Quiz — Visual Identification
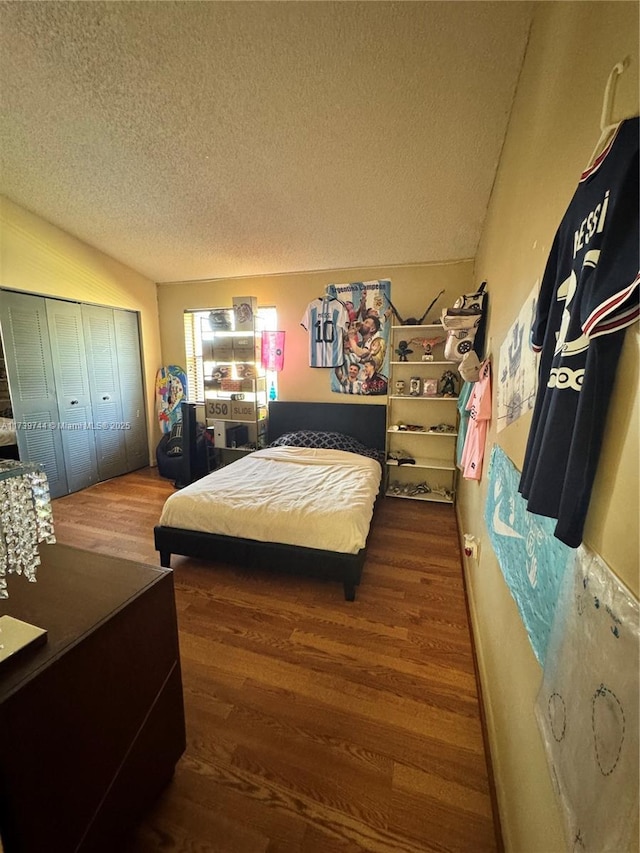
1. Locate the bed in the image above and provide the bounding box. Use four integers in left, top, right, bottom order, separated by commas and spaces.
154, 401, 387, 600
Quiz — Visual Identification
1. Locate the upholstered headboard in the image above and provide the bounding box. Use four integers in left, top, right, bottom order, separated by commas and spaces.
267, 402, 387, 452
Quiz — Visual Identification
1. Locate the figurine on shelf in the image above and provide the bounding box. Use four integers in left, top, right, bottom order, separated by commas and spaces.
394, 379, 406, 396
411, 336, 445, 361
395, 340, 413, 362
439, 370, 458, 397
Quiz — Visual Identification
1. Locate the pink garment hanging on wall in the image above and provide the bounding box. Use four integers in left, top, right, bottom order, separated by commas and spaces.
460, 359, 492, 480
261, 331, 285, 372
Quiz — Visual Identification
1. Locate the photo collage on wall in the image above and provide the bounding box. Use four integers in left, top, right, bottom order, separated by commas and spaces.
329, 279, 392, 396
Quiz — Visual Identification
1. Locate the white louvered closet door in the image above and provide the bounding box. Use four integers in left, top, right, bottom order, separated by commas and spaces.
113, 309, 148, 471
46, 298, 100, 493
0, 291, 69, 497
81, 304, 129, 481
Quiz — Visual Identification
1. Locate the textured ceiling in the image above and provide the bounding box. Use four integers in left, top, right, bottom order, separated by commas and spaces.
0, 1, 532, 284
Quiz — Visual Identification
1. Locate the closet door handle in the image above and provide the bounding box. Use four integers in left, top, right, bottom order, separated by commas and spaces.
70, 399, 79, 405
102, 395, 111, 401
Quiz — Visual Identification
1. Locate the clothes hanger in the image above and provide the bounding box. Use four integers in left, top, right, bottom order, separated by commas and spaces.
585, 57, 630, 170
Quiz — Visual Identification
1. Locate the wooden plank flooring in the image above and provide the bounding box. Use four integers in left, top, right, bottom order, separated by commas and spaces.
51, 468, 498, 852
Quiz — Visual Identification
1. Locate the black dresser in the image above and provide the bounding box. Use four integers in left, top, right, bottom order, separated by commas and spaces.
0, 543, 186, 852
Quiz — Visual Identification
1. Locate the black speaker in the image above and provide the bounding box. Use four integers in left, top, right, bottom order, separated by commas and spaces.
175, 401, 196, 488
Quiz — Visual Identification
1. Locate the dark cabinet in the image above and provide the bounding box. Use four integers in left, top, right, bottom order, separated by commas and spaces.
0, 543, 186, 853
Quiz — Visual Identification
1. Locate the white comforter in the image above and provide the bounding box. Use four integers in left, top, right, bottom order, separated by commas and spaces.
159, 446, 381, 554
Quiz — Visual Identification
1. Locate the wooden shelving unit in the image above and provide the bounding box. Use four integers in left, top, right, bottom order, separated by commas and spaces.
386, 324, 459, 503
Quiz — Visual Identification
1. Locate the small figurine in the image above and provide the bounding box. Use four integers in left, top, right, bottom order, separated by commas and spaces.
411, 336, 445, 361
409, 376, 421, 396
439, 370, 458, 397
394, 379, 406, 396
395, 341, 413, 362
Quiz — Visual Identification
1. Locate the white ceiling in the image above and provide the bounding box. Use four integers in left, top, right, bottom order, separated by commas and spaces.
0, 1, 533, 284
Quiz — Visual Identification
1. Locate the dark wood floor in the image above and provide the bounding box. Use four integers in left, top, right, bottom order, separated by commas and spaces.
52, 467, 498, 853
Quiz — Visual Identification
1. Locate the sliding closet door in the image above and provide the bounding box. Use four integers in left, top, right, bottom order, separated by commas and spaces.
81, 304, 128, 481
113, 309, 148, 471
45, 299, 99, 493
0, 291, 68, 498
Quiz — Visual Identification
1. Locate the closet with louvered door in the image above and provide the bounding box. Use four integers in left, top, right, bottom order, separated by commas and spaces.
46, 298, 100, 493
114, 308, 148, 472
0, 290, 148, 497
81, 304, 129, 481
0, 291, 69, 498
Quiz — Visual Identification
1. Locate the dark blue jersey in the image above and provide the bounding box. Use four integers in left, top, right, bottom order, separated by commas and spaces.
519, 117, 639, 547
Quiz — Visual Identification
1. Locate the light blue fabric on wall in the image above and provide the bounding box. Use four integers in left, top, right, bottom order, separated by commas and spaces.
484, 444, 575, 665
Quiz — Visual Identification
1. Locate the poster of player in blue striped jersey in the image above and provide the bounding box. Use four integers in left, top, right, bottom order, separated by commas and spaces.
329, 279, 392, 395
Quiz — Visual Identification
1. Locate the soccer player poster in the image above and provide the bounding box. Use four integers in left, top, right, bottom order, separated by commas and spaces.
328, 279, 392, 396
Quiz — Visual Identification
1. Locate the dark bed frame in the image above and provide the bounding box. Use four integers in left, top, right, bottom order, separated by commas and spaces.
154, 401, 387, 600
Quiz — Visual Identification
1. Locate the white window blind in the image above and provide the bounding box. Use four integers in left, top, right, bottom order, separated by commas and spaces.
183, 311, 204, 403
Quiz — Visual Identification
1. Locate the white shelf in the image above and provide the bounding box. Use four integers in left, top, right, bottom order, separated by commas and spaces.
390, 360, 454, 366
385, 490, 454, 504
391, 324, 443, 331
389, 395, 458, 401
387, 457, 457, 471
387, 429, 458, 437
387, 323, 459, 504
202, 306, 267, 455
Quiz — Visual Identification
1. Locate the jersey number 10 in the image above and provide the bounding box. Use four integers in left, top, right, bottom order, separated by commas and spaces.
314, 319, 335, 343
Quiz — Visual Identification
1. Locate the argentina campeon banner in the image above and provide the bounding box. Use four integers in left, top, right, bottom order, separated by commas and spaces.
329, 279, 391, 396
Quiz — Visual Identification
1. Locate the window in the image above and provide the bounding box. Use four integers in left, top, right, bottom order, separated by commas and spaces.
184, 306, 277, 404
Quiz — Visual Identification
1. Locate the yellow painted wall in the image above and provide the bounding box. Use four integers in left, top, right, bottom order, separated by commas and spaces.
157, 260, 474, 403
457, 4, 639, 852
0, 196, 162, 459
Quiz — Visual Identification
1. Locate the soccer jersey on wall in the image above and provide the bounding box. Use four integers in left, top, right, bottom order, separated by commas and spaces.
300, 296, 350, 368
519, 117, 639, 547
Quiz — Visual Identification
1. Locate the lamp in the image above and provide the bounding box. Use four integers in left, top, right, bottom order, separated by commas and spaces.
261, 331, 285, 401
0, 460, 55, 663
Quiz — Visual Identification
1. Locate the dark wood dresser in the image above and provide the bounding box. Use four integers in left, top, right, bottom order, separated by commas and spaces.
0, 543, 186, 852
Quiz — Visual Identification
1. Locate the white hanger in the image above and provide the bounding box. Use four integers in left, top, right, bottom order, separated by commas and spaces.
585, 57, 630, 169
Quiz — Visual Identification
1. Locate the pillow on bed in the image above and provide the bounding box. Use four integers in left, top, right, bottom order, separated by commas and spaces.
269, 430, 383, 464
